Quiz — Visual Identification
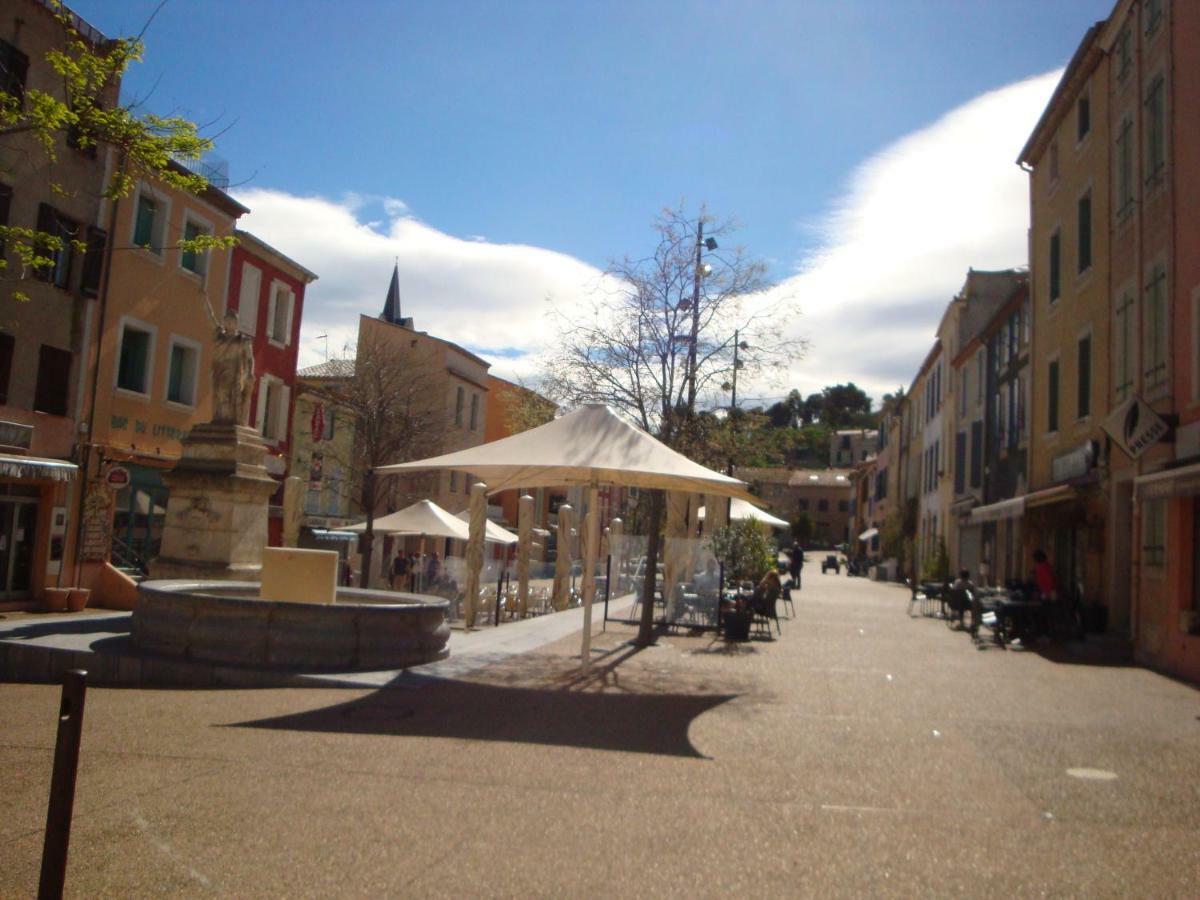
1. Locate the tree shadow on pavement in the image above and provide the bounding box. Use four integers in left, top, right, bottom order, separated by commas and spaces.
228, 638, 738, 758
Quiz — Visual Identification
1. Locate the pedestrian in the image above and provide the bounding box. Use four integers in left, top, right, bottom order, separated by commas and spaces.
391, 551, 408, 591
1030, 549, 1058, 601
788, 540, 804, 593
426, 551, 442, 587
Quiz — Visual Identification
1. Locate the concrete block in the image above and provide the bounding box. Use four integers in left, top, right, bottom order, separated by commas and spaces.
260, 547, 338, 604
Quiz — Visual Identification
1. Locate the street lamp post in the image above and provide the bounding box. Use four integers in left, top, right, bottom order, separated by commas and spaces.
686, 222, 718, 415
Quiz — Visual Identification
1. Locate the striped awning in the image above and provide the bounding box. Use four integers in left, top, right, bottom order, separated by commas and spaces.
0, 453, 78, 482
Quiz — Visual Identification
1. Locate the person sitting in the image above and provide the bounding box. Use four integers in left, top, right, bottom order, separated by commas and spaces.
695, 559, 720, 602
753, 569, 782, 618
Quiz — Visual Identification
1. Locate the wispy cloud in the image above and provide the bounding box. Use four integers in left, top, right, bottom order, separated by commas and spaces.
234, 69, 1060, 405
765, 69, 1061, 403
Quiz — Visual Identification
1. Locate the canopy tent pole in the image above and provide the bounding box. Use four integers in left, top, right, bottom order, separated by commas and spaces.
464, 482, 488, 629
552, 504, 574, 611
580, 484, 600, 669
663, 491, 689, 620
517, 493, 533, 617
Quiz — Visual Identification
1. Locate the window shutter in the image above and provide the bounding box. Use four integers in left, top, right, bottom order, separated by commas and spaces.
0, 332, 13, 404
278, 385, 291, 443
284, 291, 295, 346
266, 286, 278, 342
254, 379, 267, 433
238, 264, 261, 335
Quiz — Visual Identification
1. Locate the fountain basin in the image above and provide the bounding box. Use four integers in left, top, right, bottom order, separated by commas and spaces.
133, 580, 451, 670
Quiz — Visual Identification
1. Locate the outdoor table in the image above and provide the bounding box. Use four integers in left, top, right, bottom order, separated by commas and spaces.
995, 597, 1047, 646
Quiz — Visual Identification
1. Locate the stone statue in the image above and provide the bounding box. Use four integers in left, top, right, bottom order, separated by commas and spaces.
212, 312, 255, 426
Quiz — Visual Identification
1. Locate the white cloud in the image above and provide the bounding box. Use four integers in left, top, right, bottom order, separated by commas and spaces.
233, 189, 605, 378
234, 69, 1060, 406
756, 69, 1061, 405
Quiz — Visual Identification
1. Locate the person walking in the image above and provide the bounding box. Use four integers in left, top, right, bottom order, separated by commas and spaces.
788, 541, 804, 594
391, 551, 409, 591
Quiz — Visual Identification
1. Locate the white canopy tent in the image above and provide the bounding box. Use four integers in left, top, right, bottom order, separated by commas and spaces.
378, 404, 754, 666
345, 499, 470, 540
698, 498, 789, 530
453, 509, 518, 545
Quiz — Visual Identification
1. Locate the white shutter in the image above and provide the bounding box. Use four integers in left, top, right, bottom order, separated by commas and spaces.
238, 264, 261, 335
278, 385, 291, 444
266, 288, 278, 344
254, 378, 268, 433
284, 291, 295, 346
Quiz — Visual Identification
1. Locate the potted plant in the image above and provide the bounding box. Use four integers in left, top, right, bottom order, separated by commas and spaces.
708, 520, 776, 641
43, 588, 70, 612
67, 587, 91, 612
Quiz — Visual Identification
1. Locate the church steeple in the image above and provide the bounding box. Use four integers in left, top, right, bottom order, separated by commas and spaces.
380, 262, 402, 324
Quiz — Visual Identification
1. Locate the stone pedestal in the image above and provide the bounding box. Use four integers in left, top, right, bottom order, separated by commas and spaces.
151, 423, 278, 581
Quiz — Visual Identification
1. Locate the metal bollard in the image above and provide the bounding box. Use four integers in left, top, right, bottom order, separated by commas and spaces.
38, 669, 88, 900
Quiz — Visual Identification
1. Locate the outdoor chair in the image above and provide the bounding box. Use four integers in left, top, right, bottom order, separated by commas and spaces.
781, 581, 796, 618
752, 588, 781, 637
944, 587, 970, 630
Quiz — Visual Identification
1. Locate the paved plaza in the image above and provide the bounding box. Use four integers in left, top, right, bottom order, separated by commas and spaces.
2, 569, 1199, 897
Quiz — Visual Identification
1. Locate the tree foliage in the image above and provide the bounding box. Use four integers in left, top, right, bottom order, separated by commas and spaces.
0, 2, 234, 301
708, 519, 776, 584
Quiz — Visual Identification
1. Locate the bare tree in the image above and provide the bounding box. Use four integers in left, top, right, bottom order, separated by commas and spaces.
301, 331, 446, 588
545, 204, 802, 644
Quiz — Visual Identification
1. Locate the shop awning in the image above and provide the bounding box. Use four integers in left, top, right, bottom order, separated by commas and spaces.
858, 527, 878, 541
969, 496, 1024, 524
1135, 462, 1200, 501
1025, 484, 1077, 509
310, 529, 359, 542
0, 454, 77, 482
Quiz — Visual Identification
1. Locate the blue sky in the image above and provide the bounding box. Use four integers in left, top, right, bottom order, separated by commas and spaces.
72, 0, 1112, 402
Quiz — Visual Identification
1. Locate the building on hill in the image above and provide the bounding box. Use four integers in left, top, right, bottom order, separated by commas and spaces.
830, 429, 879, 467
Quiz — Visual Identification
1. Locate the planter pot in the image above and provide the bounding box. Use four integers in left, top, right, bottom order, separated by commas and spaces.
67, 588, 91, 612
44, 588, 70, 613
723, 610, 752, 642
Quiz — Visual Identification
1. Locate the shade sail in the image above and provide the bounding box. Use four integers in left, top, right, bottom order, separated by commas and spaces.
346, 499, 468, 540
377, 404, 754, 500
698, 498, 789, 529
454, 509, 519, 545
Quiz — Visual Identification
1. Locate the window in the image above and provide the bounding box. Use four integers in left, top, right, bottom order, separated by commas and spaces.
1048, 360, 1060, 433
1077, 93, 1090, 143
34, 345, 71, 416
1114, 291, 1135, 403
798, 499, 809, 511
455, 386, 464, 426
1077, 335, 1091, 419
1142, 499, 1165, 567
1049, 230, 1061, 302
449, 471, 458, 493
0, 332, 13, 404
0, 39, 29, 105
35, 204, 78, 289
79, 227, 107, 297
997, 383, 1008, 447
256, 377, 289, 443
1017, 372, 1027, 439
1145, 0, 1163, 36
266, 282, 294, 345
1116, 116, 1134, 219
837, 500, 848, 513
166, 337, 200, 406
237, 263, 261, 335
1116, 27, 1132, 81
116, 320, 155, 395
132, 189, 168, 254
954, 432, 966, 494
179, 216, 212, 276
817, 499, 829, 513
1145, 76, 1165, 184
976, 354, 984, 404
970, 421, 983, 489
1077, 191, 1092, 273
1048, 142, 1059, 185
469, 393, 479, 431
1144, 264, 1168, 390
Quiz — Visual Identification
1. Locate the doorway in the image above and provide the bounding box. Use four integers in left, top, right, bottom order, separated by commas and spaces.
0, 498, 38, 599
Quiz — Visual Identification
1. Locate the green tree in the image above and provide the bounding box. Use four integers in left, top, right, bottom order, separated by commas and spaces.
708, 520, 776, 585
0, 2, 233, 302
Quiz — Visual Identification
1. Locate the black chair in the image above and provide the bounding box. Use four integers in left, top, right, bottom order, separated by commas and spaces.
751, 587, 782, 637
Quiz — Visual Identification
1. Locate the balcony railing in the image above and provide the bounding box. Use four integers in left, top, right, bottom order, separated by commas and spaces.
171, 154, 230, 190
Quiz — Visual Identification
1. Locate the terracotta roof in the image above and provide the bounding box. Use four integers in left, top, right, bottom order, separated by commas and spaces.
298, 359, 355, 379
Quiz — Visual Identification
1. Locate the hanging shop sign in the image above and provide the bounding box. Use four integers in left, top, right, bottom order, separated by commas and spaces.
105, 466, 131, 489
1103, 396, 1170, 459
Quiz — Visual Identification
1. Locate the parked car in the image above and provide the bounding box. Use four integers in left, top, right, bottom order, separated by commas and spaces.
821, 554, 841, 574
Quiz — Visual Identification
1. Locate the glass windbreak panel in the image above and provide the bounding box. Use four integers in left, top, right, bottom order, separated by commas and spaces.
10, 502, 35, 592
662, 535, 720, 627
